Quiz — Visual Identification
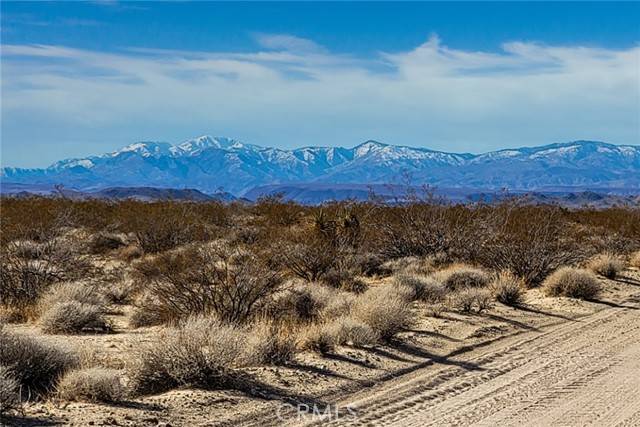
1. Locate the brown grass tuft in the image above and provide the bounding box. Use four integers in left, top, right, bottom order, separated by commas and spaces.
394, 274, 447, 303
490, 271, 525, 306
246, 321, 296, 365
0, 325, 78, 398
39, 301, 111, 335
329, 316, 379, 347
127, 316, 248, 395
542, 267, 601, 300
56, 368, 126, 403
298, 323, 336, 354
448, 288, 493, 313
0, 366, 20, 414
587, 253, 625, 279
432, 264, 490, 291
351, 285, 413, 340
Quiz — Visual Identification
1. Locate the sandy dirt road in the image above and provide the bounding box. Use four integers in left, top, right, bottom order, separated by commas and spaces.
302, 295, 640, 427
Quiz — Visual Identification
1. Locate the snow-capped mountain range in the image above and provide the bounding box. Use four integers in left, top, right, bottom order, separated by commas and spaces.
2, 136, 639, 196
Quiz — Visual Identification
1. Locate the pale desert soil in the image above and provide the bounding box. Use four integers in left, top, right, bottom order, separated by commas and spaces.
3, 269, 640, 427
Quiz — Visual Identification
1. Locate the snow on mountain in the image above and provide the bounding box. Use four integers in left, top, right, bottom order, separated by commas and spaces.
111, 141, 174, 158
2, 137, 639, 195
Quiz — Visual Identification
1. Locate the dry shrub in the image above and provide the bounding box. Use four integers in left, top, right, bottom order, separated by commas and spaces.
339, 277, 369, 294
432, 264, 490, 291
116, 244, 144, 262
37, 282, 110, 334
128, 316, 248, 395
319, 291, 357, 321
8, 240, 45, 260
631, 251, 640, 269
103, 280, 135, 305
0, 256, 60, 319
351, 253, 389, 277
425, 303, 446, 318
0, 240, 94, 318
298, 323, 336, 354
384, 253, 451, 277
40, 301, 111, 334
587, 253, 624, 279
266, 282, 339, 323
134, 242, 283, 324
39, 281, 105, 310
273, 239, 337, 282
88, 232, 127, 255
448, 288, 493, 313
246, 321, 296, 365
329, 316, 379, 347
352, 285, 412, 340
542, 267, 601, 299
320, 268, 368, 294
0, 306, 30, 324
490, 271, 525, 306
382, 257, 422, 274
0, 366, 20, 414
471, 204, 584, 287
372, 201, 474, 260
0, 325, 78, 398
394, 274, 447, 303
127, 203, 213, 254
129, 306, 163, 328
56, 368, 125, 403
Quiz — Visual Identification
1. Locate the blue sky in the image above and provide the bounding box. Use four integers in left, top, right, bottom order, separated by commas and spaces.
2, 1, 639, 167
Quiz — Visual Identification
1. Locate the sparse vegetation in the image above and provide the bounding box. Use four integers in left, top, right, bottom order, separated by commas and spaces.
432, 264, 490, 291
0, 196, 638, 414
128, 316, 249, 395
39, 301, 112, 334
394, 274, 447, 303
133, 242, 283, 324
0, 366, 20, 414
448, 288, 493, 313
587, 253, 624, 279
542, 267, 601, 299
352, 285, 413, 340
246, 320, 296, 365
56, 368, 126, 403
298, 322, 337, 354
329, 316, 379, 346
0, 325, 78, 398
490, 271, 525, 306
632, 251, 640, 269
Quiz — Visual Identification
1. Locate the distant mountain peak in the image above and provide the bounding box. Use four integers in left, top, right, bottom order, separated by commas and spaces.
2, 136, 638, 196
353, 140, 388, 157
112, 141, 173, 157
176, 135, 246, 154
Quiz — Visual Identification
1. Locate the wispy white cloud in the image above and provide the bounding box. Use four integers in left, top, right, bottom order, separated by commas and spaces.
254, 33, 328, 54
1, 34, 639, 167
2, 13, 102, 27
